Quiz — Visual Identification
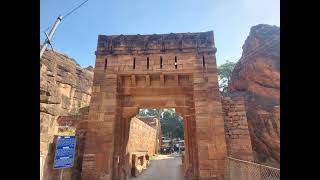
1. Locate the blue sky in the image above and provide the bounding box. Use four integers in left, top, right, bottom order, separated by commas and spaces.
40, 0, 279, 68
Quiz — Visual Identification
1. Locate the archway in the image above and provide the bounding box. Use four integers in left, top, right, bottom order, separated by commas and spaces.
111, 80, 198, 180
118, 108, 185, 179
81, 31, 227, 180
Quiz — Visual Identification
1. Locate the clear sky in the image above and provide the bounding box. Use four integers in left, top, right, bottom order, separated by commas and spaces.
40, 0, 279, 68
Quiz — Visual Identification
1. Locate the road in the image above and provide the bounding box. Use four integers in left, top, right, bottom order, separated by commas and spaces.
132, 154, 184, 180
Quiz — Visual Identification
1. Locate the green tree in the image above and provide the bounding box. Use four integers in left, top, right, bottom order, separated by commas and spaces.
160, 110, 184, 139
218, 60, 237, 95
138, 108, 184, 139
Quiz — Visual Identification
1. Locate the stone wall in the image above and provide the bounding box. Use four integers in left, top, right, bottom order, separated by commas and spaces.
135, 116, 162, 153
41, 106, 89, 180
127, 117, 158, 156
221, 96, 254, 161
125, 117, 159, 178
40, 49, 93, 180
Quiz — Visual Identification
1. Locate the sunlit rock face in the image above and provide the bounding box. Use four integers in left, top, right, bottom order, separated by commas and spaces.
228, 24, 280, 168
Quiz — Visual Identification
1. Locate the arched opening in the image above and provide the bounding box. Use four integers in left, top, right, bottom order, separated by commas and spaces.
123, 108, 185, 179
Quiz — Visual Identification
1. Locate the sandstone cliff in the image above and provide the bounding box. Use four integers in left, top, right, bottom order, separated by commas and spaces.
40, 49, 93, 155
228, 24, 280, 167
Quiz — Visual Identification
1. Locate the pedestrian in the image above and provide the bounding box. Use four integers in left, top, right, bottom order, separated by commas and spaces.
145, 154, 150, 166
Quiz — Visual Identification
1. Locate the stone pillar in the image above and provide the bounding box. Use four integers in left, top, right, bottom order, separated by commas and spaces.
176, 105, 194, 177
192, 53, 227, 179
118, 107, 139, 180
81, 67, 118, 180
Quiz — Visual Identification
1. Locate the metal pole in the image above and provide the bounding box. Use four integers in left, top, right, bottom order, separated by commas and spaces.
40, 15, 63, 59
40, 154, 44, 180
60, 168, 63, 180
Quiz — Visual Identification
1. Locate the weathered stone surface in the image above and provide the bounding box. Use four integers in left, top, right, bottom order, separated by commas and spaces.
127, 117, 159, 155
40, 49, 93, 180
228, 24, 280, 168
221, 96, 254, 161
125, 117, 161, 177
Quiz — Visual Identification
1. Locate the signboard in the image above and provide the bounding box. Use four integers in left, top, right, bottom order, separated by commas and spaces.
53, 136, 77, 169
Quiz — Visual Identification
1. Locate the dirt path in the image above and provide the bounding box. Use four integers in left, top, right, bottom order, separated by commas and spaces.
132, 154, 184, 180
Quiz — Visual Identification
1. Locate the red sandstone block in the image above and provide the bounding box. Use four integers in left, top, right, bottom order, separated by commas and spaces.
199, 160, 215, 170
213, 125, 225, 135
104, 107, 116, 114
88, 113, 99, 121
195, 101, 208, 107
197, 119, 210, 128
199, 170, 212, 178
104, 115, 116, 122
214, 137, 227, 153
193, 77, 205, 83
199, 149, 210, 160
95, 153, 106, 172
195, 107, 209, 114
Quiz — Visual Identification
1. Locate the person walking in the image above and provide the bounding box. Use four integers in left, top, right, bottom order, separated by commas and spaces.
145, 154, 150, 167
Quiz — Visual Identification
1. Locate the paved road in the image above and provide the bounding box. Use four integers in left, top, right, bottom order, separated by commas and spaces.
132, 154, 184, 180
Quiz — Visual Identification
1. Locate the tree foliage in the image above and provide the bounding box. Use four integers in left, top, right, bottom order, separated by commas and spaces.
161, 110, 184, 139
138, 108, 184, 139
218, 60, 237, 95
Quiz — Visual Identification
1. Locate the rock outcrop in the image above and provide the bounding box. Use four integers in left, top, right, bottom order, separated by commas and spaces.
40, 49, 93, 179
228, 24, 280, 167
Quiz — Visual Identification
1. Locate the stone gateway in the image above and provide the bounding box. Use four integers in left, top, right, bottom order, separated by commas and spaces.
79, 31, 247, 180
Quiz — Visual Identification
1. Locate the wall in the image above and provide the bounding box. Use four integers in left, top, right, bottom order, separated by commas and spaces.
125, 117, 159, 178
135, 116, 162, 154
221, 96, 254, 161
127, 117, 158, 155
41, 106, 89, 180
40, 49, 93, 180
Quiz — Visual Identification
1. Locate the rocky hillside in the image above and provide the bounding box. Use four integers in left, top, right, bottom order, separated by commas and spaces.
40, 49, 93, 156
228, 24, 280, 167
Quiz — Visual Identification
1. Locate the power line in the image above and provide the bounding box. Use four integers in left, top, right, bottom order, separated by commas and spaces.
63, 0, 89, 20
40, 0, 83, 33
239, 34, 279, 62
239, 29, 279, 58
217, 26, 279, 63
223, 29, 280, 64
40, 0, 89, 59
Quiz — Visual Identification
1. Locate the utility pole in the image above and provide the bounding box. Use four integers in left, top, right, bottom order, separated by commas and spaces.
40, 0, 89, 60
40, 15, 63, 59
